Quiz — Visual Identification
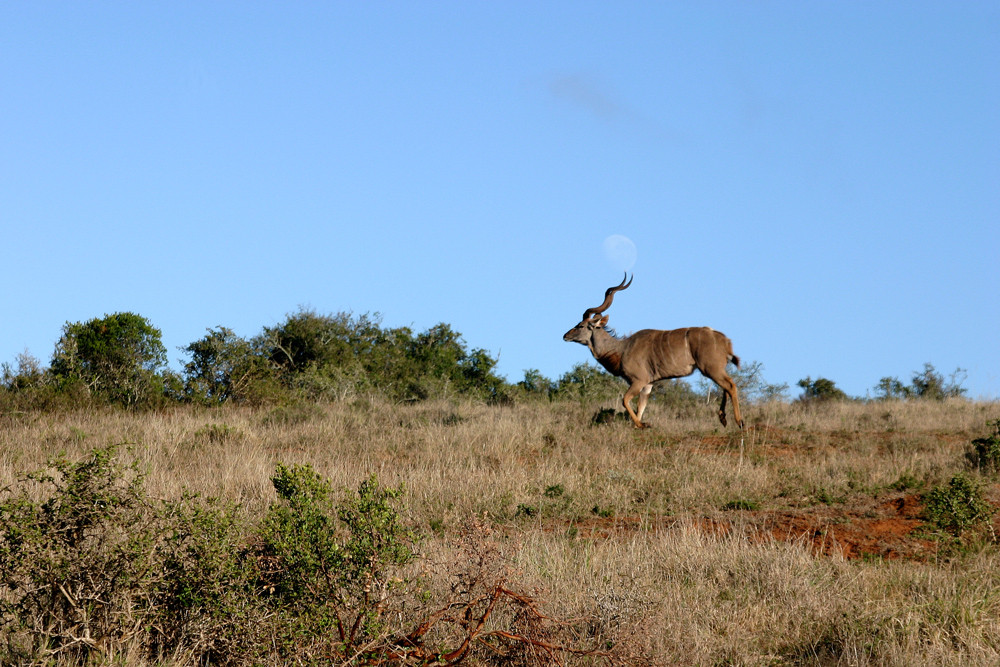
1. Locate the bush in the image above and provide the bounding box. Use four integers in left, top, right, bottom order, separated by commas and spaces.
0, 447, 420, 665
50, 312, 169, 407
0, 351, 89, 412
152, 494, 261, 664
254, 309, 510, 403
256, 465, 417, 661
874, 363, 967, 401
518, 368, 556, 399
922, 473, 995, 537
0, 442, 621, 665
797, 376, 849, 402
554, 362, 622, 403
966, 420, 1000, 475
0, 445, 156, 663
909, 363, 967, 401
729, 360, 789, 403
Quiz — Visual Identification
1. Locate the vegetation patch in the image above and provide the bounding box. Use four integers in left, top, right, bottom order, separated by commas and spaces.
966, 419, 1000, 475
923, 473, 996, 537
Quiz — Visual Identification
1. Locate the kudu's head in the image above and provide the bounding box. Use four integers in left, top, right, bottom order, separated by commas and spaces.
562, 273, 632, 346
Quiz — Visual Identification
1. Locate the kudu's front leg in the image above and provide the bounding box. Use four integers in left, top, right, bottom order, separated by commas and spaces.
623, 382, 649, 429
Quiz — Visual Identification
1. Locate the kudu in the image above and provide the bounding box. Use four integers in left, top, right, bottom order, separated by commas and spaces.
563, 274, 744, 429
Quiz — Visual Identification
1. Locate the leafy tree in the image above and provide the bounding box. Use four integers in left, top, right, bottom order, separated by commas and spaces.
796, 376, 848, 402
909, 363, 967, 400
255, 309, 391, 400
182, 327, 268, 404
50, 313, 168, 407
258, 309, 365, 373
403, 323, 508, 400
873, 376, 910, 401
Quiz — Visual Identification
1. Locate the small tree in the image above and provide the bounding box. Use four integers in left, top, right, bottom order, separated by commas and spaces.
51, 313, 168, 407
873, 376, 910, 400
182, 327, 267, 404
874, 364, 967, 401
796, 376, 848, 402
910, 363, 967, 400
1, 351, 46, 392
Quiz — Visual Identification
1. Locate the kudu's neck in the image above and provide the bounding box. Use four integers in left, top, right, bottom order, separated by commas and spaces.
588, 328, 627, 377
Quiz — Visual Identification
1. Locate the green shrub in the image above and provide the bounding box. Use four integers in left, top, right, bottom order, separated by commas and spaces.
257, 465, 416, 660
152, 494, 260, 664
518, 368, 555, 399
0, 445, 156, 663
909, 363, 967, 400
254, 309, 511, 402
651, 378, 702, 407
888, 471, 923, 492
544, 484, 565, 498
554, 362, 623, 403
966, 420, 1000, 475
874, 363, 967, 401
591, 407, 630, 425
923, 473, 995, 536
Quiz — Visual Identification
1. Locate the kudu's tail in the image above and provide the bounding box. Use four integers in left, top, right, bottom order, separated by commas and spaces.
727, 338, 740, 368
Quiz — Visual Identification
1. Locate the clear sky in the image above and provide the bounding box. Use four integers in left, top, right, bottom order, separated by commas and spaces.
3, 2, 998, 399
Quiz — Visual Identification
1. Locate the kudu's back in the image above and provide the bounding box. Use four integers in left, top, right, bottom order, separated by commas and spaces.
620, 326, 738, 384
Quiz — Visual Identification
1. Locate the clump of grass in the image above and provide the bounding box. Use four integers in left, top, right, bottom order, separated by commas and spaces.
722, 499, 759, 511
260, 400, 325, 426
193, 422, 241, 444
888, 471, 923, 491
590, 407, 630, 425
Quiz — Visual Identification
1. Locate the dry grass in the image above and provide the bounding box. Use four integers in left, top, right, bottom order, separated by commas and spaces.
2, 397, 1000, 665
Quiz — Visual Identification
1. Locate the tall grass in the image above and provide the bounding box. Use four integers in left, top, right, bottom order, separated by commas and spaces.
1, 397, 999, 664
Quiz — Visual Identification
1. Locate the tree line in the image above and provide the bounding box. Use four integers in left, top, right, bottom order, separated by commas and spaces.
1, 309, 968, 411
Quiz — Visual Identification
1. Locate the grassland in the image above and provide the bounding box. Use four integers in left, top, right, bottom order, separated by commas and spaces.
2, 396, 999, 665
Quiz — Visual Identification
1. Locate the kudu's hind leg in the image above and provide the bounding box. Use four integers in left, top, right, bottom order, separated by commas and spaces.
705, 370, 744, 430
721, 376, 744, 429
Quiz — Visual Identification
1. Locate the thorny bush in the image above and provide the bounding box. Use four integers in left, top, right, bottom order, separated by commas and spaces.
0, 446, 625, 666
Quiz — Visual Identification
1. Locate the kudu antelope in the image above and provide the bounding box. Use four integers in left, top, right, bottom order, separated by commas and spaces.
563, 274, 744, 430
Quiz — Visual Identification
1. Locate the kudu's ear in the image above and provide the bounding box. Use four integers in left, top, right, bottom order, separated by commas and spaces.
597, 315, 609, 328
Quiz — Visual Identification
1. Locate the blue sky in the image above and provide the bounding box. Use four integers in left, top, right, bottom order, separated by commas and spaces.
3, 2, 998, 399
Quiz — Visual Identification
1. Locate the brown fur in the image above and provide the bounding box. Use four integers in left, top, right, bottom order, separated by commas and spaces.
563, 278, 743, 430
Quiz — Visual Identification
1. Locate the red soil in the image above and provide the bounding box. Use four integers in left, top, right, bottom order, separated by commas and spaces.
549, 493, 938, 560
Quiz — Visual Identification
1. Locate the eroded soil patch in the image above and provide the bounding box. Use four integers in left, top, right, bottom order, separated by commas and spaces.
552, 493, 943, 560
